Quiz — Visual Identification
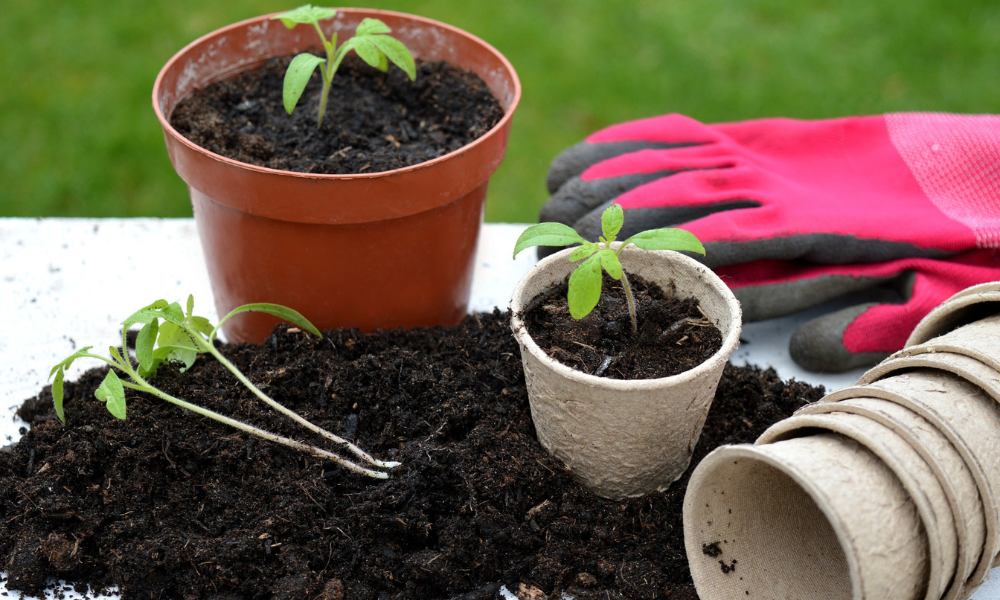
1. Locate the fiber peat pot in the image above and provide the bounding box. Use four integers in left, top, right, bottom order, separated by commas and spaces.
153, 9, 520, 343
509, 245, 742, 499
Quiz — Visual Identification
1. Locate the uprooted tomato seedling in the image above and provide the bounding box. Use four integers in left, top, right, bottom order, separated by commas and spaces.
49, 295, 399, 478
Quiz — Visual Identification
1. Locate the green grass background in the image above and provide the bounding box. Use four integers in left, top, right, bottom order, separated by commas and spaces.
2, 0, 999, 222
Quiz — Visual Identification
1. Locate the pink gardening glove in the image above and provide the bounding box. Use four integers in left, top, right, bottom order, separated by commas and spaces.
716, 250, 1000, 371
542, 112, 1000, 267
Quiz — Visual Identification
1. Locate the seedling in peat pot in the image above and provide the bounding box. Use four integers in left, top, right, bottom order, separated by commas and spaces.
49, 296, 399, 479
273, 4, 417, 126
513, 204, 705, 334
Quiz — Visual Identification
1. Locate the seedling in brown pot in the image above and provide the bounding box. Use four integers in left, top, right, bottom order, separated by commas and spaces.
273, 4, 417, 126
49, 296, 399, 479
513, 204, 705, 334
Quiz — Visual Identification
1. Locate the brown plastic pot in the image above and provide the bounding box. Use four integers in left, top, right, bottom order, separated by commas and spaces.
153, 9, 520, 343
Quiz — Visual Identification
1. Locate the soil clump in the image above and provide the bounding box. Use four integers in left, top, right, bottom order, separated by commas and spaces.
169, 55, 504, 174
0, 311, 823, 600
521, 273, 724, 379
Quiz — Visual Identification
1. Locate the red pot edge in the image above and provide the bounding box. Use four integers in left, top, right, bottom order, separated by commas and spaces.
151, 8, 522, 184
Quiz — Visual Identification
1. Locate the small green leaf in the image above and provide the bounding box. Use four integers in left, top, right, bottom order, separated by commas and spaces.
95, 370, 127, 420
53, 367, 66, 423
135, 319, 159, 370
108, 346, 126, 367
567, 255, 603, 320
601, 204, 624, 241
50, 346, 95, 379
513, 223, 587, 258
157, 321, 202, 370
349, 37, 382, 69
282, 53, 325, 114
622, 228, 706, 254
214, 303, 322, 341
599, 249, 623, 279
369, 36, 416, 80
121, 299, 168, 330
376, 50, 389, 73
186, 295, 195, 318
569, 242, 600, 262
356, 17, 391, 36
272, 5, 337, 28
191, 316, 215, 337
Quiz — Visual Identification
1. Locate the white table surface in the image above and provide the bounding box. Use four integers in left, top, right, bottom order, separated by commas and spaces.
1, 218, 996, 599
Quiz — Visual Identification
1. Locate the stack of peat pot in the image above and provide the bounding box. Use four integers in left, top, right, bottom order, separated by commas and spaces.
684, 283, 1000, 600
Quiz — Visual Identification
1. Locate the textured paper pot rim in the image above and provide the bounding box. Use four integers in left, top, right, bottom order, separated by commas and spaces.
907, 285, 1000, 347
684, 435, 927, 600
828, 366, 1000, 590
796, 397, 982, 600
509, 243, 742, 498
757, 412, 949, 600
900, 314, 1000, 375
510, 244, 742, 390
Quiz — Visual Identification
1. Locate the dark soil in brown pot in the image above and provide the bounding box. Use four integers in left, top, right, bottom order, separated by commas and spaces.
170, 55, 504, 174
0, 311, 823, 600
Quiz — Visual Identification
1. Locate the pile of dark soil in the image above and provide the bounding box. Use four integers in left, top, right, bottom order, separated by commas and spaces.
0, 311, 823, 600
170, 55, 504, 174
522, 273, 723, 379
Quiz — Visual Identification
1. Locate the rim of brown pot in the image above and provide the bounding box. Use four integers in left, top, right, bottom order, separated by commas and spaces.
152, 9, 521, 189
510, 245, 743, 390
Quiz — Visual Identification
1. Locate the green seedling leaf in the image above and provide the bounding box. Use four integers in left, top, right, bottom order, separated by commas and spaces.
570, 242, 600, 262
95, 370, 127, 420
135, 319, 159, 371
186, 294, 195, 318
49, 346, 95, 378
52, 367, 66, 423
272, 5, 336, 28
348, 37, 382, 69
568, 254, 603, 320
356, 17, 391, 36
191, 316, 215, 337
163, 302, 185, 323
623, 228, 706, 254
601, 204, 624, 241
369, 36, 416, 80
122, 299, 169, 329
214, 303, 322, 341
513, 223, 587, 258
157, 322, 200, 371
599, 249, 623, 280
282, 53, 326, 114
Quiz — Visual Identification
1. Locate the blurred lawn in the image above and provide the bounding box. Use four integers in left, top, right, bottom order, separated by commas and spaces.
2, 0, 999, 222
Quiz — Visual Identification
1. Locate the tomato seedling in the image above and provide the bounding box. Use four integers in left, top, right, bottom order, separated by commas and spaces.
50, 296, 399, 479
272, 4, 416, 126
513, 204, 705, 333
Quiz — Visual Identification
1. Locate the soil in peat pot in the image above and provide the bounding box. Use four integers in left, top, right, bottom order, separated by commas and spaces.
521, 273, 724, 380
0, 311, 824, 600
169, 55, 504, 174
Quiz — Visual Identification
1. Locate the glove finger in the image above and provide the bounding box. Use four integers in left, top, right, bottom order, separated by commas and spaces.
789, 303, 894, 372
580, 144, 739, 181
726, 261, 907, 322
540, 172, 671, 227
587, 113, 723, 145
546, 140, 686, 194
544, 149, 745, 227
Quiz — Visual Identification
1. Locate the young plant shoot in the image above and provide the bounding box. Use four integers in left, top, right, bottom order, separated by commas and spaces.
272, 5, 417, 126
513, 204, 705, 334
49, 296, 399, 479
